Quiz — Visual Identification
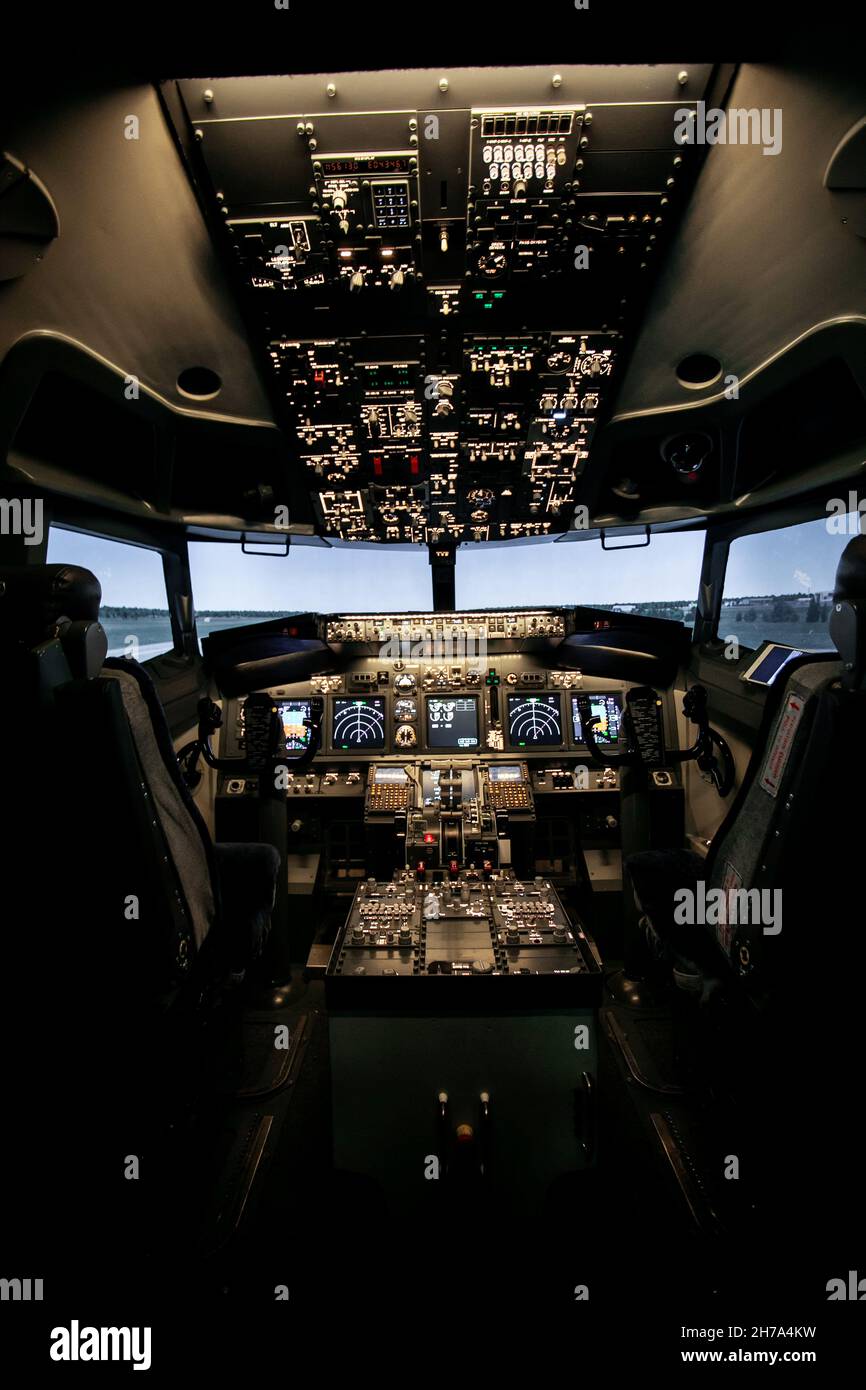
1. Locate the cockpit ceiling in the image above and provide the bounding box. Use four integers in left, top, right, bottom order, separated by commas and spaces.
170, 64, 719, 545
1, 63, 865, 542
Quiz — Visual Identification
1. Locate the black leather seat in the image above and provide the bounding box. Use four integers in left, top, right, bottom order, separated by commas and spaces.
0, 563, 283, 1264
626, 534, 866, 1002
0, 563, 279, 999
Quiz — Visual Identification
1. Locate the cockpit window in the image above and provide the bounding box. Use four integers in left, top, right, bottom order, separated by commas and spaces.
187, 541, 433, 622
720, 511, 861, 652
47, 527, 174, 660
455, 531, 705, 620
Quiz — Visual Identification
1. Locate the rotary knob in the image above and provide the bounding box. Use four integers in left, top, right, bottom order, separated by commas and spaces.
389, 267, 405, 291
349, 269, 365, 292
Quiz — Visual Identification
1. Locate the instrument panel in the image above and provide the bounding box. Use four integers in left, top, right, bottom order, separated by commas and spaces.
219, 608, 689, 773
232, 667, 625, 759
171, 65, 720, 544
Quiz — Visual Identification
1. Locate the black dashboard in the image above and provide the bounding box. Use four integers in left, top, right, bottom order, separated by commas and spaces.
229, 669, 625, 761
213, 607, 685, 883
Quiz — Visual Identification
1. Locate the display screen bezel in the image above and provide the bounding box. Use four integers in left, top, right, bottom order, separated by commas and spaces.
425, 694, 481, 750
739, 642, 806, 687
331, 695, 387, 750
276, 698, 312, 755
489, 764, 524, 782
570, 692, 623, 746
505, 691, 564, 749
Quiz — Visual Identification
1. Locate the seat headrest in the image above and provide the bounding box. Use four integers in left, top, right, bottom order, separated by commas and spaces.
830, 535, 866, 689
833, 534, 866, 603
0, 564, 102, 643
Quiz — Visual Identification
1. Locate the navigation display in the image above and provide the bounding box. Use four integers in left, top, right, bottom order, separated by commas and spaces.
507, 693, 563, 747
426, 696, 480, 749
332, 697, 386, 750
571, 693, 621, 745
277, 699, 311, 754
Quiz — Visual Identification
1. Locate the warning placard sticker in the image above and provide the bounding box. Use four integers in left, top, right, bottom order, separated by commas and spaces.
760, 693, 805, 798
718, 861, 743, 954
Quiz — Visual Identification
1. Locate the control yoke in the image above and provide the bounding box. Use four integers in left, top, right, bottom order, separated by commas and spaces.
178, 694, 325, 789
576, 685, 735, 796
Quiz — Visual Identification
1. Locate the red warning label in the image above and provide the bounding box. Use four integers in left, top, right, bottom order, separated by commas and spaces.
760, 693, 805, 798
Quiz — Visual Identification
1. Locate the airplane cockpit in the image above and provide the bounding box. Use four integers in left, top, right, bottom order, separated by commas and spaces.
1, 28, 865, 1368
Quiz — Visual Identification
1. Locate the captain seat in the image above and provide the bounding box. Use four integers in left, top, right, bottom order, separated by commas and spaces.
0, 562, 283, 1263
0, 563, 280, 1003
626, 534, 866, 1002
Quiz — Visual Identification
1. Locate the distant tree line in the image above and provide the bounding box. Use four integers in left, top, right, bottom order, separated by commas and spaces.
100, 607, 282, 619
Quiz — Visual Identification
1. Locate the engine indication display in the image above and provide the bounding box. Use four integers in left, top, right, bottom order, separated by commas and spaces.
426, 696, 480, 749
571, 693, 621, 745
507, 693, 562, 747
332, 697, 386, 750
277, 700, 312, 753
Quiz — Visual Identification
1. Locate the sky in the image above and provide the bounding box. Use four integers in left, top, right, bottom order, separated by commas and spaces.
47, 514, 859, 612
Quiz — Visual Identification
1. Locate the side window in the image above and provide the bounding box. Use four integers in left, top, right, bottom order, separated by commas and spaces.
47, 527, 175, 661
719, 511, 860, 653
